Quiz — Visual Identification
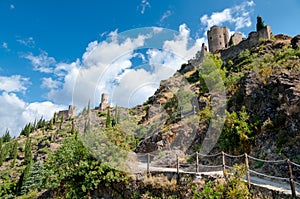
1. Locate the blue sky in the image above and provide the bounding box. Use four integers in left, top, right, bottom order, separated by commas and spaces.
0, 0, 300, 137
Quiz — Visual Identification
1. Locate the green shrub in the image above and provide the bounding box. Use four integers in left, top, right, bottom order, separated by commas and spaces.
219, 106, 254, 154
43, 137, 128, 198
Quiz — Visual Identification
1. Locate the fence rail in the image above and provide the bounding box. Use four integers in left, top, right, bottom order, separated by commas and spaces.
139, 151, 300, 198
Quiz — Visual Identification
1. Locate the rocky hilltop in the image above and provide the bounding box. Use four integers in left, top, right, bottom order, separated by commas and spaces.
136, 35, 300, 160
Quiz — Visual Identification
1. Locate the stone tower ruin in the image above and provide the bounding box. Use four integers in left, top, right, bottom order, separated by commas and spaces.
99, 93, 109, 111
207, 26, 230, 53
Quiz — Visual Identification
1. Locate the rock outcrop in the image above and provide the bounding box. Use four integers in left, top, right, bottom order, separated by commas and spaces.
291, 35, 300, 49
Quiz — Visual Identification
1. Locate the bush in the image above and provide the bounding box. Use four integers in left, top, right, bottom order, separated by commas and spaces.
43, 137, 128, 198
219, 106, 254, 154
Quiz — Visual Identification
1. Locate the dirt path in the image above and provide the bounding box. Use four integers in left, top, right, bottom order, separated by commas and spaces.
137, 162, 300, 196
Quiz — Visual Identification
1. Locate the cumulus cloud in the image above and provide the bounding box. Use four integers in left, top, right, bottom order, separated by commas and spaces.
0, 92, 65, 137
41, 77, 62, 90
17, 37, 35, 48
31, 25, 204, 110
139, 0, 151, 14
23, 51, 56, 73
200, 1, 255, 31
0, 75, 30, 93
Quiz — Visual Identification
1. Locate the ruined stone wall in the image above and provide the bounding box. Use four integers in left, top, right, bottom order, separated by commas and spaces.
57, 105, 76, 120
258, 25, 272, 40
220, 25, 272, 63
231, 33, 243, 45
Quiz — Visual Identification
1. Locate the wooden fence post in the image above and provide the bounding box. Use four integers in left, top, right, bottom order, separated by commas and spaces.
222, 151, 226, 178
147, 153, 150, 175
287, 159, 296, 198
245, 153, 251, 189
196, 152, 199, 173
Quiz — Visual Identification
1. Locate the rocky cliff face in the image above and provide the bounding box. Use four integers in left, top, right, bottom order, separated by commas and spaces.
230, 70, 300, 156
135, 35, 300, 165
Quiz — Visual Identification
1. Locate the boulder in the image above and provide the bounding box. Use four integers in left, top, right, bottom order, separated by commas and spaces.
291, 35, 300, 49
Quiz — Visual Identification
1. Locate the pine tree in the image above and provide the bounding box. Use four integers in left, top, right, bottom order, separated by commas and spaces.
17, 161, 32, 195
33, 119, 37, 131
106, 106, 111, 128
53, 112, 57, 124
3, 129, 11, 142
24, 137, 32, 165
45, 119, 52, 131
20, 123, 32, 137
21, 161, 43, 194
87, 100, 91, 114
59, 114, 64, 129
70, 120, 75, 134
37, 116, 46, 129
11, 140, 18, 167
84, 118, 91, 134
0, 137, 3, 151
0, 138, 3, 166
114, 105, 120, 124
256, 16, 265, 31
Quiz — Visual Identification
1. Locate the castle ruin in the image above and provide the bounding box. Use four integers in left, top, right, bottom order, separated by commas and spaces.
99, 93, 109, 111
207, 26, 230, 53
207, 24, 272, 62
57, 105, 76, 120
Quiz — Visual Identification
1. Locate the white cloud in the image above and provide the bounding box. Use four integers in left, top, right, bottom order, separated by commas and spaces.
17, 24, 205, 115
41, 77, 61, 90
35, 25, 204, 110
0, 92, 65, 137
163, 24, 204, 59
17, 37, 35, 48
2, 42, 8, 49
200, 1, 255, 31
48, 33, 147, 107
159, 10, 172, 24
23, 51, 56, 73
139, 0, 151, 14
0, 75, 30, 93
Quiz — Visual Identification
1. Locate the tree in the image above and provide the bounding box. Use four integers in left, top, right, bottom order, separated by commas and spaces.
2, 129, 11, 143
59, 114, 64, 129
16, 161, 32, 195
256, 16, 265, 31
220, 106, 254, 154
24, 137, 32, 165
0, 138, 3, 166
106, 107, 111, 128
87, 100, 91, 114
21, 161, 43, 195
37, 116, 46, 129
11, 140, 18, 167
43, 137, 127, 198
53, 112, 57, 124
20, 123, 33, 137
114, 106, 120, 125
